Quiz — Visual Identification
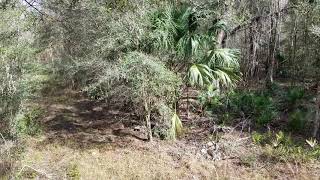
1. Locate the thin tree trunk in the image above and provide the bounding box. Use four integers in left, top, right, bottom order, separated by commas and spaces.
266, 16, 275, 87
186, 86, 190, 120
266, 1, 279, 88
143, 82, 153, 142
144, 98, 152, 142
313, 83, 320, 138
146, 109, 153, 141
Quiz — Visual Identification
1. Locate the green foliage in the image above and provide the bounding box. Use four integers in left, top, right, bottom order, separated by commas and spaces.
288, 109, 307, 131
83, 52, 182, 138
229, 91, 278, 125
120, 52, 182, 111
254, 131, 320, 163
252, 131, 268, 145
0, 4, 40, 137
286, 87, 305, 108
15, 107, 44, 136
150, 4, 241, 91
188, 64, 214, 87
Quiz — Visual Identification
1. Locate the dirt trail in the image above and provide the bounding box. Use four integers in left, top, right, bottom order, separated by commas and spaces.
15, 90, 320, 179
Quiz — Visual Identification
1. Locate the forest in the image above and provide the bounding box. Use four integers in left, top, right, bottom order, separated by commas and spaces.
1, 0, 320, 179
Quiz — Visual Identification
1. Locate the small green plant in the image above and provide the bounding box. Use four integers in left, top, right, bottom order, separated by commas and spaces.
257, 131, 320, 163
271, 131, 292, 147
16, 107, 44, 136
286, 87, 305, 108
66, 164, 80, 180
252, 131, 265, 145
306, 138, 318, 149
288, 109, 307, 131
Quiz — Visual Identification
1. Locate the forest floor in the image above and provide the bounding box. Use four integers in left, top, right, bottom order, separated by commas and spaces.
7, 89, 320, 179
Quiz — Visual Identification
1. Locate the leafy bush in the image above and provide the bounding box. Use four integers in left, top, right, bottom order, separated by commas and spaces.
120, 52, 182, 111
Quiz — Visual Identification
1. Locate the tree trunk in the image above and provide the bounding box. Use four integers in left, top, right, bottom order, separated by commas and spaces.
186, 86, 190, 120
146, 110, 153, 141
217, 30, 226, 48
313, 83, 320, 138
143, 83, 153, 142
266, 1, 279, 88
266, 15, 276, 88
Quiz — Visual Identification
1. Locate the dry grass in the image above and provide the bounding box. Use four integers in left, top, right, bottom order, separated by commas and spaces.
8, 135, 318, 180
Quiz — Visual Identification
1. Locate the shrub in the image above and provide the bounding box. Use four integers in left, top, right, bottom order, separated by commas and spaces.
288, 109, 307, 131
252, 131, 266, 145
286, 87, 305, 109
84, 52, 182, 139
120, 52, 182, 112
229, 91, 278, 126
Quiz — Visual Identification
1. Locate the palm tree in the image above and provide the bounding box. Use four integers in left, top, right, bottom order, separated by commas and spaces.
150, 3, 241, 119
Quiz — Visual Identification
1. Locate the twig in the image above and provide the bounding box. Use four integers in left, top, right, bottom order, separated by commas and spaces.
23, 0, 45, 17
0, 132, 7, 145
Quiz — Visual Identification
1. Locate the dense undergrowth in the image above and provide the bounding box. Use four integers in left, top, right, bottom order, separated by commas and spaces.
1, 0, 320, 179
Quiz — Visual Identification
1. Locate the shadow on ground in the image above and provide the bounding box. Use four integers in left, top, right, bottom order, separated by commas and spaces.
37, 91, 148, 149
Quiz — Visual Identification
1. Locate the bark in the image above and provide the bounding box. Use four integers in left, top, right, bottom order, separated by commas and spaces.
266, 15, 276, 87
146, 110, 153, 141
217, 30, 226, 48
143, 82, 152, 142
313, 83, 320, 138
186, 86, 190, 120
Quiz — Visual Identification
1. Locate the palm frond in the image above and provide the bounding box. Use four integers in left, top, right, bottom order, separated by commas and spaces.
188, 63, 213, 87
311, 25, 320, 37
213, 67, 241, 88
205, 48, 240, 69
176, 32, 205, 58
169, 113, 183, 140
150, 5, 177, 51
209, 20, 228, 35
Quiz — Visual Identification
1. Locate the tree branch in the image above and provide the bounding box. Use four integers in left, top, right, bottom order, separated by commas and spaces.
23, 0, 45, 17
224, 6, 294, 42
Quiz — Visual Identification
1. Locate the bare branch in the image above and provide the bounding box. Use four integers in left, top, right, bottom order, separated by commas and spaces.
23, 0, 45, 17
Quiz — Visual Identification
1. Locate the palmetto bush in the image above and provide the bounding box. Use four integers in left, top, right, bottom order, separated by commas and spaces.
149, 3, 241, 90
